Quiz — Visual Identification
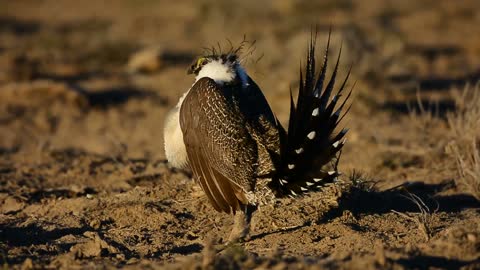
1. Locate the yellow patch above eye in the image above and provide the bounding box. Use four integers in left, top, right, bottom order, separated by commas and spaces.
196, 57, 206, 67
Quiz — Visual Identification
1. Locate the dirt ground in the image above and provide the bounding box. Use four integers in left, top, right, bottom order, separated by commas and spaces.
1, 0, 480, 269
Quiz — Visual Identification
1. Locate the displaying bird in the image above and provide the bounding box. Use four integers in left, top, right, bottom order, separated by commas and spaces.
163, 31, 352, 243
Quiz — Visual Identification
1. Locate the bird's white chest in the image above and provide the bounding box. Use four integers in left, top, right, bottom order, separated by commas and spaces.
163, 91, 189, 169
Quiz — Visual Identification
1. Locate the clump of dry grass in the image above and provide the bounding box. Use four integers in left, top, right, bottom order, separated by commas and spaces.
445, 84, 480, 200
392, 192, 436, 241
348, 169, 379, 192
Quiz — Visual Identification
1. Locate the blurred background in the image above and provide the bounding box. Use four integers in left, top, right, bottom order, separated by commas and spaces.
1, 0, 479, 163
1, 0, 479, 268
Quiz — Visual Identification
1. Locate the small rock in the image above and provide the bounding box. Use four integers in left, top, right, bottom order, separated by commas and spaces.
374, 240, 386, 266
89, 219, 101, 230
185, 231, 199, 240
71, 232, 119, 258
70, 239, 102, 258
2, 196, 25, 214
467, 233, 476, 242
127, 47, 163, 74
21, 258, 33, 270
272, 262, 288, 270
126, 258, 139, 265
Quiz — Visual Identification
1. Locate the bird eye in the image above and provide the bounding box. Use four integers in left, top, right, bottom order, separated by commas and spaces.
227, 54, 237, 62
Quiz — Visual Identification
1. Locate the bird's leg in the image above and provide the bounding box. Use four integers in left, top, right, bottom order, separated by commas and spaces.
227, 204, 257, 244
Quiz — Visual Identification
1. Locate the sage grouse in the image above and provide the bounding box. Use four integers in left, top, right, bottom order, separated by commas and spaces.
164, 32, 351, 242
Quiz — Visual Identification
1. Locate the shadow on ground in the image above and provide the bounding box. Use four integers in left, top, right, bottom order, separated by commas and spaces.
320, 180, 480, 222
395, 254, 479, 269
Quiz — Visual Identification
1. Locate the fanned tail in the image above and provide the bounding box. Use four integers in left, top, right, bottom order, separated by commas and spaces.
270, 29, 353, 198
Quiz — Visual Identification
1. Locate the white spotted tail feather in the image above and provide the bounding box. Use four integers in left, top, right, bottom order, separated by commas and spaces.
269, 31, 353, 197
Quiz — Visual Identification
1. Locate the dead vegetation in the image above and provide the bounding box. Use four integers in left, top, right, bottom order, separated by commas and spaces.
391, 192, 437, 241
446, 84, 480, 200
405, 83, 480, 200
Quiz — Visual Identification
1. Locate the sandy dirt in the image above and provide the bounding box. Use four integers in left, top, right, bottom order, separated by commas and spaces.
1, 0, 479, 269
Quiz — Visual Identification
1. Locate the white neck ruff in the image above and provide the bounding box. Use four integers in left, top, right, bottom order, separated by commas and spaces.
195, 60, 249, 87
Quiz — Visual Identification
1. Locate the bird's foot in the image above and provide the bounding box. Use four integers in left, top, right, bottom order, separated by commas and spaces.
226, 226, 249, 245
225, 206, 255, 245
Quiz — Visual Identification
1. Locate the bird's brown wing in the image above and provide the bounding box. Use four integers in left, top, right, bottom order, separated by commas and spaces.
179, 77, 257, 214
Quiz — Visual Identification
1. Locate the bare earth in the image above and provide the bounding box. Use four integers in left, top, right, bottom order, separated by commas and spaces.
1, 0, 479, 269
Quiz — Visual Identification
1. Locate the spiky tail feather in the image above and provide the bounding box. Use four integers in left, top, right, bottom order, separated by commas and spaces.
269, 30, 353, 198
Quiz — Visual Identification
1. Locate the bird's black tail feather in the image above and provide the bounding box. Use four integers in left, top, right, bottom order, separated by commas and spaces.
270, 30, 353, 198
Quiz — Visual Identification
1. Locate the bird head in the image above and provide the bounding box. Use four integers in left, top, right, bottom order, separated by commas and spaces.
187, 38, 257, 86
187, 53, 248, 86
187, 53, 238, 75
